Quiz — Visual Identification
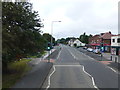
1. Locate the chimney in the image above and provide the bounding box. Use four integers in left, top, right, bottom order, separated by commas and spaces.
100, 33, 104, 36
109, 31, 111, 34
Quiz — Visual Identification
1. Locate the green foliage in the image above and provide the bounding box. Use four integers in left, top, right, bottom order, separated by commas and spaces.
59, 38, 66, 44
2, 59, 31, 88
43, 33, 55, 43
57, 37, 76, 45
2, 2, 46, 72
79, 32, 92, 44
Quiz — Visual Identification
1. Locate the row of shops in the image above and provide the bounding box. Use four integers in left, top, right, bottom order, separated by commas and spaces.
88, 44, 120, 55
88, 43, 111, 52
88, 32, 120, 63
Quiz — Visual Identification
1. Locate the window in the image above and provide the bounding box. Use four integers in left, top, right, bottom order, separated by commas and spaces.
112, 39, 115, 42
117, 38, 120, 43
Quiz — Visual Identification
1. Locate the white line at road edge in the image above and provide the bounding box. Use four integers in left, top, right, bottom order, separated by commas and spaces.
57, 47, 62, 60
67, 48, 99, 90
56, 44, 63, 60
46, 66, 56, 90
79, 49, 118, 74
46, 45, 62, 89
108, 67, 118, 73
81, 65, 98, 89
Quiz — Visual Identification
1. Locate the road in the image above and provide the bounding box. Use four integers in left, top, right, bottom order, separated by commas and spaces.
42, 45, 119, 89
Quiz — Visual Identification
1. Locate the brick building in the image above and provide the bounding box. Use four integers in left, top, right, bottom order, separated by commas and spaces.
89, 31, 113, 52
111, 34, 120, 63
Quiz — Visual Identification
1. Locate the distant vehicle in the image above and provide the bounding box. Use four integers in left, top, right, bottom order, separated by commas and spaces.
93, 49, 101, 54
83, 47, 87, 49
87, 48, 93, 52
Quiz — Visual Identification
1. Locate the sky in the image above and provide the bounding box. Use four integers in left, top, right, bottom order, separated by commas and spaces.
30, 0, 119, 39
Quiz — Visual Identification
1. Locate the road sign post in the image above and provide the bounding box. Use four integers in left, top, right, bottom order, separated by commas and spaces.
100, 43, 104, 61
47, 42, 51, 63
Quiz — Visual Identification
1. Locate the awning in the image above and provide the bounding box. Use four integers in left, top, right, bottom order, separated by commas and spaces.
89, 43, 111, 46
89, 44, 100, 46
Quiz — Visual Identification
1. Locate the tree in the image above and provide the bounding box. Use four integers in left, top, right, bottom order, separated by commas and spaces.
2, 2, 45, 73
43, 33, 55, 45
79, 32, 90, 44
59, 38, 66, 44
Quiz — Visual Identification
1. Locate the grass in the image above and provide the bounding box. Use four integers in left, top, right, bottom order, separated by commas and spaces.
2, 59, 32, 88
27, 51, 46, 58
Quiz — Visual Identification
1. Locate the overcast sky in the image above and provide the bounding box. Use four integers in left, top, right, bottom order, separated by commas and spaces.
30, 0, 119, 39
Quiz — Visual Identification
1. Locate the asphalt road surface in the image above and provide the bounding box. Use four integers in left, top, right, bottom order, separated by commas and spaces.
42, 45, 119, 89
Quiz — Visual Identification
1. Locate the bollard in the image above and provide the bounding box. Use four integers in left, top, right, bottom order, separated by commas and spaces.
115, 57, 117, 63
110, 56, 112, 61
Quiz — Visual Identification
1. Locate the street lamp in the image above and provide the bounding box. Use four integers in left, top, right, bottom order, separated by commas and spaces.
48, 21, 61, 62
51, 21, 61, 50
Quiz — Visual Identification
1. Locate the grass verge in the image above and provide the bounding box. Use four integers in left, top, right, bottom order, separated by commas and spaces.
27, 51, 46, 58
2, 59, 32, 88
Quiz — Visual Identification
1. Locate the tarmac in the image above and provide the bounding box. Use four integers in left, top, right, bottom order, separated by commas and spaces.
11, 48, 60, 89
78, 48, 120, 72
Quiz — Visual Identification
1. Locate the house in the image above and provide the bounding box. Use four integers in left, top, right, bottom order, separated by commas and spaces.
68, 39, 75, 47
68, 39, 85, 47
111, 34, 120, 63
89, 31, 113, 52
89, 35, 100, 49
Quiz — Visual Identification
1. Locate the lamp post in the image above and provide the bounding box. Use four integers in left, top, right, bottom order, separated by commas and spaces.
51, 21, 61, 50
48, 21, 61, 62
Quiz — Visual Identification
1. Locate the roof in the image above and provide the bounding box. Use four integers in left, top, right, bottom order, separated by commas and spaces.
112, 34, 120, 37
90, 43, 111, 46
100, 32, 113, 39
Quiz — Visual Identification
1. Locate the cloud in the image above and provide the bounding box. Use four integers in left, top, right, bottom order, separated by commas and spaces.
31, 0, 119, 39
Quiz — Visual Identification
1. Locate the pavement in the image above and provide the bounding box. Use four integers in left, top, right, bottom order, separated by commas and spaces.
42, 45, 119, 89
12, 47, 60, 89
102, 53, 111, 60
12, 62, 53, 88
102, 53, 120, 64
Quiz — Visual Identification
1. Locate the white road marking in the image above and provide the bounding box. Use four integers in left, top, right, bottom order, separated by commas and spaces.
80, 51, 95, 60
46, 64, 99, 89
81, 65, 98, 89
46, 47, 99, 89
54, 65, 81, 67
108, 67, 118, 74
67, 48, 77, 60
46, 46, 63, 89
77, 48, 119, 75
46, 66, 56, 90
67, 48, 99, 90
57, 47, 62, 60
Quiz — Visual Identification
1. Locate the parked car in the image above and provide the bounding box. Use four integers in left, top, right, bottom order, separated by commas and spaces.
93, 49, 101, 54
83, 47, 87, 49
87, 48, 93, 52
